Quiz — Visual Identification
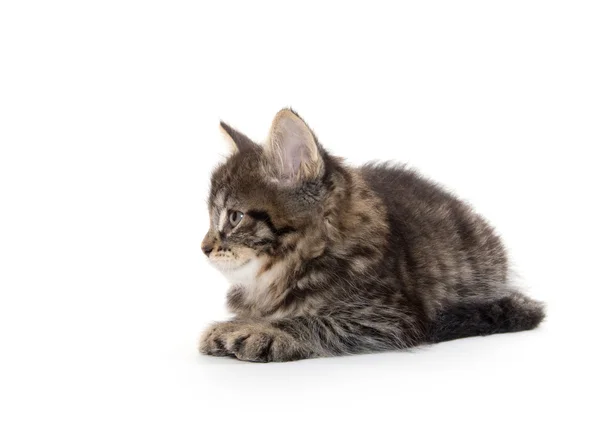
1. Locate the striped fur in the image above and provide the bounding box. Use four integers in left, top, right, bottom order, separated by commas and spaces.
199, 109, 545, 362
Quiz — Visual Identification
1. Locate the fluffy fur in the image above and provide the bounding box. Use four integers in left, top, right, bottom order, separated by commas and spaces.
199, 108, 545, 362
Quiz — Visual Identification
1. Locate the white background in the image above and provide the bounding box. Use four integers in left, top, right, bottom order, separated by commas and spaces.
1, 1, 599, 420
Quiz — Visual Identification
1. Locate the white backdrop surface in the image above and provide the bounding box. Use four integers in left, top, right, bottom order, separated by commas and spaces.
1, 1, 598, 420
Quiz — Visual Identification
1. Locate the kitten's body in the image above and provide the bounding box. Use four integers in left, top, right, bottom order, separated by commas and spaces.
200, 109, 544, 362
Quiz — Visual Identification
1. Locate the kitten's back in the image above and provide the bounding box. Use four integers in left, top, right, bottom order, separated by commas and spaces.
360, 162, 509, 313
360, 162, 544, 339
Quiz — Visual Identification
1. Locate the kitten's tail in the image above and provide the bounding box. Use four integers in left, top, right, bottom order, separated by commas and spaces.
426, 291, 546, 344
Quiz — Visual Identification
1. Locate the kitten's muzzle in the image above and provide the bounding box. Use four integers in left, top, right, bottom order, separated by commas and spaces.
201, 233, 218, 257
201, 244, 213, 256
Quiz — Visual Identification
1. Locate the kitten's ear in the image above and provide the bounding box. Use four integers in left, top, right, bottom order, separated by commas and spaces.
264, 109, 323, 182
219, 121, 256, 153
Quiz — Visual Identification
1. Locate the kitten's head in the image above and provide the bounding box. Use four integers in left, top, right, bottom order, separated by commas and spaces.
201, 109, 331, 284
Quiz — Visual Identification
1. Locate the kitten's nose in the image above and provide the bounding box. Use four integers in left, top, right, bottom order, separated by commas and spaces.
202, 245, 213, 256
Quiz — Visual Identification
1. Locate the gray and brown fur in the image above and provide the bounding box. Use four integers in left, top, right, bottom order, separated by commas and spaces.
199, 108, 545, 362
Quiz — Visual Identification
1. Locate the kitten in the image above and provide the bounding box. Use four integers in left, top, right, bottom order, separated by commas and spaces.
199, 108, 545, 362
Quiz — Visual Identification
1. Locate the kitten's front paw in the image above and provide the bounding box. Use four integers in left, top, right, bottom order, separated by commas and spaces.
199, 322, 310, 362
199, 321, 238, 357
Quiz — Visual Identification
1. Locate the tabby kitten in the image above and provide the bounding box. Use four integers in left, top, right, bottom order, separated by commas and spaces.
199, 108, 544, 362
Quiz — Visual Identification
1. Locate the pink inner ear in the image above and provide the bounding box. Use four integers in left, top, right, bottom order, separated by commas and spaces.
282, 135, 307, 176
274, 117, 314, 178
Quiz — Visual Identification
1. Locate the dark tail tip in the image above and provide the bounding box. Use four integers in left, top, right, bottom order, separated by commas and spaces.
427, 292, 546, 344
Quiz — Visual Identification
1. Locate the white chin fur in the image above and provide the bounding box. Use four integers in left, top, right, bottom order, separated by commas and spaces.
214, 258, 262, 286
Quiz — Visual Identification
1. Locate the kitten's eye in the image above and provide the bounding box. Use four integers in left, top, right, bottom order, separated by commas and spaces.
229, 210, 244, 227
